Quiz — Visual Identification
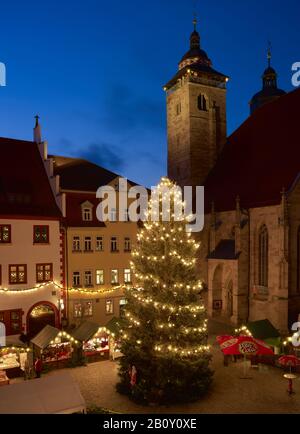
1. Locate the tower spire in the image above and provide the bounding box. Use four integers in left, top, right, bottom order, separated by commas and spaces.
267, 41, 272, 68
193, 16, 197, 31
33, 114, 42, 143
193, 3, 197, 31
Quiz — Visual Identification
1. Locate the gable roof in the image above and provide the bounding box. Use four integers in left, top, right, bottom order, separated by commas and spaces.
52, 156, 121, 192
0, 138, 61, 218
72, 321, 100, 342
30, 325, 60, 349
246, 319, 280, 340
204, 88, 300, 213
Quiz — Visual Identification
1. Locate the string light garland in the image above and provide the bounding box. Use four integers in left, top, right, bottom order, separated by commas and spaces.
235, 325, 253, 337
0, 346, 31, 353
49, 331, 79, 346
0, 281, 62, 294
0, 280, 129, 296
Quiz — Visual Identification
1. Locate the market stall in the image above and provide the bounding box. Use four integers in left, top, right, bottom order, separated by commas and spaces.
0, 346, 32, 379
30, 325, 78, 370
72, 321, 110, 362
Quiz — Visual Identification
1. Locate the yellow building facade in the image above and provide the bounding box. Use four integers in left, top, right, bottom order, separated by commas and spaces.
53, 156, 140, 328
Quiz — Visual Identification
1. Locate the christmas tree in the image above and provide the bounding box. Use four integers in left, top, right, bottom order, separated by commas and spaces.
117, 178, 213, 404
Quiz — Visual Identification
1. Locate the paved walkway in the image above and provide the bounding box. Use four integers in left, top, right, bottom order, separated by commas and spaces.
32, 346, 300, 413
11, 321, 300, 413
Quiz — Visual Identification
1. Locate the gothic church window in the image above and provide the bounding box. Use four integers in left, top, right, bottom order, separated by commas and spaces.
198, 94, 207, 111
258, 225, 268, 287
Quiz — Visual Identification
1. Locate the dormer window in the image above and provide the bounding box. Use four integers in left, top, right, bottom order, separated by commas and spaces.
83, 208, 92, 221
198, 94, 207, 111
81, 201, 94, 222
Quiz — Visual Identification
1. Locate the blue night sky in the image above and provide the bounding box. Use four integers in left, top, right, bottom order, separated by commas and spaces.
0, 0, 299, 187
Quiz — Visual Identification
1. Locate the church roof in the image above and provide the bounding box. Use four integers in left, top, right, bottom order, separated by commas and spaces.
0, 137, 61, 218
164, 63, 227, 90
164, 20, 227, 91
204, 87, 300, 213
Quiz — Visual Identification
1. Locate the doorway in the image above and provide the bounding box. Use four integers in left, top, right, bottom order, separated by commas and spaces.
27, 302, 58, 339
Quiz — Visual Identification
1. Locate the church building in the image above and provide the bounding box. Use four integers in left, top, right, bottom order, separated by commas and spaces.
165, 19, 300, 333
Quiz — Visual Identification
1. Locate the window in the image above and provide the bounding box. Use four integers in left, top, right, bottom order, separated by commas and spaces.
9, 265, 27, 284
84, 270, 93, 287
124, 237, 131, 252
176, 102, 181, 116
0, 225, 11, 243
106, 299, 114, 315
111, 269, 119, 284
198, 94, 207, 111
36, 264, 53, 283
96, 269, 104, 285
84, 236, 92, 251
74, 301, 93, 318
258, 225, 268, 287
73, 271, 81, 287
74, 302, 82, 318
119, 299, 127, 318
111, 237, 118, 252
124, 269, 131, 283
110, 208, 117, 222
72, 236, 81, 252
0, 310, 22, 335
96, 236, 104, 251
33, 226, 49, 244
10, 311, 22, 334
0, 265, 1, 285
83, 301, 93, 317
83, 208, 92, 221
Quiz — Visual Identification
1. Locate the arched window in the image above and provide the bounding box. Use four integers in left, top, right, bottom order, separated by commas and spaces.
297, 227, 300, 291
198, 94, 207, 111
258, 225, 268, 287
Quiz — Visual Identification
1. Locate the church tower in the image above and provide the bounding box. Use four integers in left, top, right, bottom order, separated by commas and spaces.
249, 45, 286, 115
165, 18, 228, 188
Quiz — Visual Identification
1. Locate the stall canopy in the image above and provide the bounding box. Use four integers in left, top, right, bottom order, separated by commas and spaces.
30, 325, 61, 350
72, 321, 100, 342
0, 372, 86, 414
246, 319, 281, 346
106, 317, 126, 336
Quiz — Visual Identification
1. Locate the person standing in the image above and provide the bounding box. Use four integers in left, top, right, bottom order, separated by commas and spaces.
34, 357, 42, 378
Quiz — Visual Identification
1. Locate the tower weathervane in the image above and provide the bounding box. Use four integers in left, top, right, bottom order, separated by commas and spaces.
193, 0, 198, 30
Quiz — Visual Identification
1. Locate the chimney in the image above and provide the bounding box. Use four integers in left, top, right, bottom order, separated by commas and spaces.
33, 115, 42, 143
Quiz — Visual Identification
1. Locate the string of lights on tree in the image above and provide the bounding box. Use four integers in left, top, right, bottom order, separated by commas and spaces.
120, 177, 211, 359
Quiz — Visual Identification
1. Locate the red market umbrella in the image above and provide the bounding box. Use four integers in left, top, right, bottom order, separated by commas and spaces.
218, 336, 274, 378
279, 355, 300, 373
216, 335, 234, 345
219, 336, 274, 356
